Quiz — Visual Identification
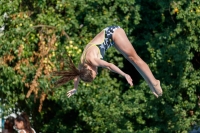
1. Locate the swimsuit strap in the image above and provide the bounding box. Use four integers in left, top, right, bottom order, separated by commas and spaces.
81, 44, 97, 64
81, 29, 108, 64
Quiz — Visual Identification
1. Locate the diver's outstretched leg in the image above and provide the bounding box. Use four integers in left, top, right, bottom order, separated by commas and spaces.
113, 28, 162, 97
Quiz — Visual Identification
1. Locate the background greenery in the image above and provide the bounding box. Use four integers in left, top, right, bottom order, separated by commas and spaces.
0, 0, 200, 132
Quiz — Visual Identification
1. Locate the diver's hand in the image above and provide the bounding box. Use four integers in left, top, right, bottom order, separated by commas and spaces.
124, 74, 133, 86
67, 88, 77, 98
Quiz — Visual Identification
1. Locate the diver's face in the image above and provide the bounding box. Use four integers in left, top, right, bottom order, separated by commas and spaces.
87, 65, 98, 79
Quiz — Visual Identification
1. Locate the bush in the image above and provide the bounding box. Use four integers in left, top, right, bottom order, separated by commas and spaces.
0, 0, 199, 132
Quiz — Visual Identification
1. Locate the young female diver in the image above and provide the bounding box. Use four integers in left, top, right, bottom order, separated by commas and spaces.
53, 26, 163, 98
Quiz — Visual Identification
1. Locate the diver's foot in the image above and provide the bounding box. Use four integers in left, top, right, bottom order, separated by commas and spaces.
149, 80, 163, 98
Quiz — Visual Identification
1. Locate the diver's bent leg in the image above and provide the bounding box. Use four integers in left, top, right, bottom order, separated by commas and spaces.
112, 28, 162, 97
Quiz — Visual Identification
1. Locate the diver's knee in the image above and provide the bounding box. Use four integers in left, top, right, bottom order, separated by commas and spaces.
127, 55, 142, 64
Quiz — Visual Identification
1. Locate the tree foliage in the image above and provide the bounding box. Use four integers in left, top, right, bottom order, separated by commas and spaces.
0, 0, 200, 132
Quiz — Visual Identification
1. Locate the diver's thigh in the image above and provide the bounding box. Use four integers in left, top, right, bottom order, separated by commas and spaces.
113, 28, 138, 57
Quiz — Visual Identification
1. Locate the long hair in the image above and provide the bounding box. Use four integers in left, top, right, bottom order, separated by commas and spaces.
5, 116, 15, 129
15, 112, 33, 133
53, 56, 94, 87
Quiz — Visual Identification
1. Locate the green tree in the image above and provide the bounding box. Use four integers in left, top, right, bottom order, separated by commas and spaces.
0, 0, 200, 133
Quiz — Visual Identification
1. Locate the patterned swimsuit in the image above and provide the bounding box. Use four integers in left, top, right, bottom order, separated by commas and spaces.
96, 26, 121, 58
81, 26, 121, 63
